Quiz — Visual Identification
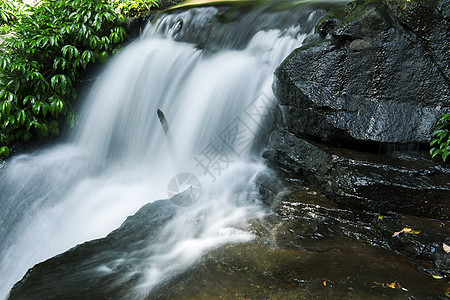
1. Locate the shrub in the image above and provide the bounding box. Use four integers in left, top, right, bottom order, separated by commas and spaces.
109, 0, 159, 17
430, 113, 450, 161
0, 0, 28, 34
0, 0, 127, 156
0, 0, 26, 25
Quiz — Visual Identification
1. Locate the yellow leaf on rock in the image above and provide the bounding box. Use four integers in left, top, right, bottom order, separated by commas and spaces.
392, 227, 420, 237
444, 243, 450, 253
323, 280, 327, 287
387, 281, 401, 289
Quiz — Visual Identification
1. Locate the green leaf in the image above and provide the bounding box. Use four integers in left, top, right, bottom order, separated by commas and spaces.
51, 75, 60, 89
67, 114, 75, 127
0, 146, 10, 157
81, 50, 93, 64
32, 101, 43, 114
430, 148, 440, 158
23, 95, 36, 105
99, 51, 109, 63
42, 104, 48, 117
17, 109, 26, 125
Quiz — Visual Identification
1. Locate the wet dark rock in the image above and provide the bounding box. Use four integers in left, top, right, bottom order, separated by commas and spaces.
274, 0, 450, 145
159, 0, 184, 10
263, 130, 450, 220
8, 200, 179, 300
270, 188, 450, 277
150, 188, 449, 298
254, 168, 287, 209
159, 4, 328, 51
386, 0, 450, 81
268, 0, 450, 223
8, 187, 449, 299
435, 237, 450, 275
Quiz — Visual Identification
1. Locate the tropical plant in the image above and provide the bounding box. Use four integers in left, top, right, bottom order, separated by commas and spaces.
430, 113, 450, 161
0, 0, 127, 156
0, 0, 25, 25
0, 0, 28, 34
109, 0, 159, 17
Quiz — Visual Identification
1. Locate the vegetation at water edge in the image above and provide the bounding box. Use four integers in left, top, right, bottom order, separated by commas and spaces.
0, 0, 160, 157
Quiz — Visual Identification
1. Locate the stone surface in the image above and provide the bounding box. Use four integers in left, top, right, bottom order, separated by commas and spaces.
7, 186, 449, 299
156, 5, 327, 52
263, 130, 450, 220
386, 0, 450, 81
274, 0, 450, 145
8, 200, 179, 300
7, 1, 450, 299
159, 0, 185, 10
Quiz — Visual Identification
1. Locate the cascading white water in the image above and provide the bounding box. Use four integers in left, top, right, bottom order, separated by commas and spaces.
0, 4, 323, 298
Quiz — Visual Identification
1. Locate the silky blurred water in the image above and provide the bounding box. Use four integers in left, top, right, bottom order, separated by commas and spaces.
0, 3, 326, 298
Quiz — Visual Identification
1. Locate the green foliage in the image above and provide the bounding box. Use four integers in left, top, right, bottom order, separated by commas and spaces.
0, 0, 26, 26
110, 0, 159, 17
430, 113, 450, 161
0, 0, 28, 35
0, 145, 9, 157
0, 0, 127, 150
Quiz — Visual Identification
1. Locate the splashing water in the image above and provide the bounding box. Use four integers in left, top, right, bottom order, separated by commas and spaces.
0, 4, 325, 298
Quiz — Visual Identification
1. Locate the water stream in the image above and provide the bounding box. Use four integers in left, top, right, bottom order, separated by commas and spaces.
0, 2, 331, 298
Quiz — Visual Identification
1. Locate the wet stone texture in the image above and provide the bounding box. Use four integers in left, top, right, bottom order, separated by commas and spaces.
263, 130, 450, 220
152, 186, 450, 299
6, 0, 450, 299
267, 0, 450, 221
260, 0, 450, 297
7, 183, 449, 299
8, 200, 180, 300
273, 0, 450, 145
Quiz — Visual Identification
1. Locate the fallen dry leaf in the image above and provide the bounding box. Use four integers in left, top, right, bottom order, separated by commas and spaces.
387, 281, 401, 289
323, 280, 327, 287
443, 243, 450, 253
392, 227, 420, 237
373, 281, 407, 291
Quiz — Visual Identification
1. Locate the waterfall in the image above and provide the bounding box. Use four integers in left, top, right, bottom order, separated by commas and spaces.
0, 3, 325, 298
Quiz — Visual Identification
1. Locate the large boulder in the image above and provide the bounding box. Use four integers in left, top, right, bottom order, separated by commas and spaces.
8, 200, 179, 300
274, 0, 450, 145
386, 0, 450, 82
267, 0, 450, 220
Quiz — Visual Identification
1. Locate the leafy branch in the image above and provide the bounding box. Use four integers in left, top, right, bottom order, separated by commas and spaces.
430, 113, 450, 161
109, 0, 159, 17
0, 0, 127, 156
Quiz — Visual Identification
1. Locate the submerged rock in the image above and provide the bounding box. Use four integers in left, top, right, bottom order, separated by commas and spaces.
274, 0, 450, 145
